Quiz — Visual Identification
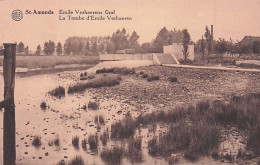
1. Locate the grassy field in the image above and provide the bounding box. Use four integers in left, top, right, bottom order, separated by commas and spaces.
0, 55, 99, 69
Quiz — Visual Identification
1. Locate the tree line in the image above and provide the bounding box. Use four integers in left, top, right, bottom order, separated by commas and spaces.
14, 26, 260, 57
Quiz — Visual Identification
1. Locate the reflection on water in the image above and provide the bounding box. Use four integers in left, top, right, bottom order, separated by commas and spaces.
0, 74, 236, 165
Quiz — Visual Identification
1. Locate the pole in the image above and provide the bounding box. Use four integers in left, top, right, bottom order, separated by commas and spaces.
3, 43, 16, 165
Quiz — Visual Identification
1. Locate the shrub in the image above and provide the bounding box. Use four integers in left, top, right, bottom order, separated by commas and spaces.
81, 138, 87, 151
141, 74, 148, 78
88, 134, 98, 150
72, 136, 79, 148
88, 101, 99, 110
95, 115, 105, 124
54, 136, 60, 146
32, 136, 41, 147
68, 76, 121, 94
40, 102, 47, 110
96, 67, 135, 75
101, 146, 124, 165
127, 138, 143, 163
100, 130, 109, 146
111, 112, 136, 139
49, 86, 65, 97
68, 156, 85, 165
169, 77, 178, 82
147, 75, 160, 82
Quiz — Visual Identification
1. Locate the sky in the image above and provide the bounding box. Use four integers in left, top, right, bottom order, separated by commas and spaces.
0, 0, 260, 51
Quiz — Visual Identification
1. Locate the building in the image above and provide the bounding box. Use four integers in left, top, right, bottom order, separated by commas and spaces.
240, 36, 260, 45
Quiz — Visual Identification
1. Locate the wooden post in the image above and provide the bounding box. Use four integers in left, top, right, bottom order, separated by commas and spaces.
3, 43, 16, 165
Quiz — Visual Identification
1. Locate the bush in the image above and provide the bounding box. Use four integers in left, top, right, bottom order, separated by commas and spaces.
88, 134, 98, 150
49, 86, 65, 97
32, 136, 41, 147
54, 136, 60, 146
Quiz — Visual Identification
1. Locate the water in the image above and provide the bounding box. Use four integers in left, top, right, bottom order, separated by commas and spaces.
0, 72, 239, 165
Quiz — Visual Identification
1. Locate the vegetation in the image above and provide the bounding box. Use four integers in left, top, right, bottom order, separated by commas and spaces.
182, 29, 191, 63
95, 115, 105, 124
126, 137, 143, 163
68, 76, 121, 94
40, 101, 47, 110
32, 136, 42, 147
100, 129, 109, 146
0, 55, 99, 69
72, 136, 79, 148
147, 75, 160, 82
81, 138, 87, 151
101, 146, 124, 165
68, 156, 85, 165
169, 76, 178, 82
88, 134, 98, 150
88, 101, 99, 110
111, 112, 136, 139
49, 86, 65, 97
96, 67, 135, 75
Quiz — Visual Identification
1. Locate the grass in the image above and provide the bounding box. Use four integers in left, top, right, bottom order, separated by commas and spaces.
81, 138, 87, 151
111, 112, 136, 139
100, 129, 109, 146
126, 137, 143, 163
88, 134, 98, 150
95, 115, 105, 124
96, 67, 135, 75
0, 55, 99, 69
88, 101, 99, 110
68, 156, 85, 165
40, 101, 47, 110
32, 136, 41, 148
68, 76, 122, 94
101, 146, 124, 165
72, 136, 79, 148
105, 93, 260, 161
49, 86, 65, 97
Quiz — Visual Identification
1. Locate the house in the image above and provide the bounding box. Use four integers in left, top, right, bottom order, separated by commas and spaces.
240, 36, 260, 45
0, 49, 4, 56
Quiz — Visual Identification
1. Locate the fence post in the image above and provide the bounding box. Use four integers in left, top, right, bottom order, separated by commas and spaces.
3, 43, 16, 165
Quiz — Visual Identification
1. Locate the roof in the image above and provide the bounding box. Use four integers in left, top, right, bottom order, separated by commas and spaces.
240, 36, 260, 44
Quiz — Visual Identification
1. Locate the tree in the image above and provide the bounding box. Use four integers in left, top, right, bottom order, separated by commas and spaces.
91, 42, 98, 55
201, 36, 205, 57
182, 29, 191, 63
36, 44, 41, 55
56, 42, 62, 55
18, 42, 25, 53
204, 26, 212, 62
43, 40, 55, 55
129, 31, 140, 52
24, 46, 29, 55
153, 27, 169, 53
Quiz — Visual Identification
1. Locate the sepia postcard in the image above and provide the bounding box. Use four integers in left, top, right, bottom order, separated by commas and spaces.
0, 0, 260, 164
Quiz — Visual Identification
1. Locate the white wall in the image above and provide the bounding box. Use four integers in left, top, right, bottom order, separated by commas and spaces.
163, 43, 194, 61
99, 54, 153, 61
